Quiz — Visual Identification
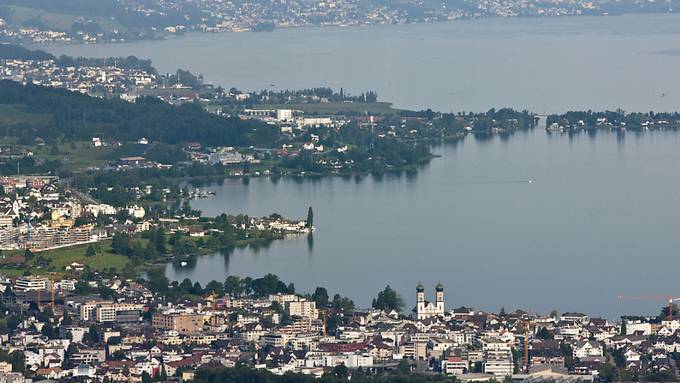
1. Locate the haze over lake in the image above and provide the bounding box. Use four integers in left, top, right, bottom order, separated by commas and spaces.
48, 14, 680, 113
47, 14, 680, 318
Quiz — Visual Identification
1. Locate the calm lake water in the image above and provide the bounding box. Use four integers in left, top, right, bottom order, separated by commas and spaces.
45, 15, 680, 318
168, 129, 680, 319
47, 14, 680, 113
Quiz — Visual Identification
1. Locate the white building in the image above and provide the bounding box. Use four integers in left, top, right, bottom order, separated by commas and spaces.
14, 276, 50, 291
572, 340, 603, 358
415, 283, 445, 320
285, 300, 318, 319
276, 109, 293, 121
442, 357, 469, 375
484, 349, 513, 376
126, 205, 145, 219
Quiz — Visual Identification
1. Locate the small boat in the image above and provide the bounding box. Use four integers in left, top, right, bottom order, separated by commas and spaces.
180, 261, 188, 267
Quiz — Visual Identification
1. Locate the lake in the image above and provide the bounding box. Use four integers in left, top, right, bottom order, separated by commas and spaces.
45, 15, 680, 318
47, 14, 680, 113
168, 128, 680, 319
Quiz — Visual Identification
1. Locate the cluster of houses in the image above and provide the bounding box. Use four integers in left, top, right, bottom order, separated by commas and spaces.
0, 59, 156, 97
0, 278, 677, 382
0, 176, 151, 251
0, 22, 72, 44
546, 117, 680, 132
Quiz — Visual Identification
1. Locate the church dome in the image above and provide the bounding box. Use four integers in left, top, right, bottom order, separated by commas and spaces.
435, 283, 444, 292
416, 283, 424, 292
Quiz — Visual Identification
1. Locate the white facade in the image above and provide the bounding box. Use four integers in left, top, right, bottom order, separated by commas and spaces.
442, 358, 468, 375
573, 340, 603, 358
276, 109, 293, 121
14, 276, 49, 291
286, 300, 318, 319
415, 284, 445, 320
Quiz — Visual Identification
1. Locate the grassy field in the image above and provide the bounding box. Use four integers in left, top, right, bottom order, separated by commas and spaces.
31, 141, 150, 171
0, 104, 52, 126
0, 240, 129, 277
250, 102, 401, 115
33, 141, 119, 171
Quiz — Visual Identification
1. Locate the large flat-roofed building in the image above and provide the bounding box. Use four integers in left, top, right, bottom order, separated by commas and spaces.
152, 311, 204, 334
285, 300, 318, 319
80, 301, 143, 323
14, 276, 50, 291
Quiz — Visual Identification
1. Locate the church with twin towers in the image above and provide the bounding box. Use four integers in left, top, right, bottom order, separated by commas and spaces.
414, 282, 445, 320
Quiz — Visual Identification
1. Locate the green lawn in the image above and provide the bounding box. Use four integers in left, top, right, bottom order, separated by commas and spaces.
33, 141, 120, 170
0, 240, 129, 277
31, 141, 150, 171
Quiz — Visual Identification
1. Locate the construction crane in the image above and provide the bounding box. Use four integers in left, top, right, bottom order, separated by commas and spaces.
617, 295, 680, 321
320, 309, 328, 337
50, 277, 55, 309
523, 320, 535, 371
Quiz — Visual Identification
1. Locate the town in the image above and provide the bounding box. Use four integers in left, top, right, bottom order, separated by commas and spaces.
0, 0, 676, 44
0, 172, 312, 254
0, 276, 674, 382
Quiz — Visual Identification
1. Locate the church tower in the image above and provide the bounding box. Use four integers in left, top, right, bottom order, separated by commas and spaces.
416, 283, 425, 313
435, 283, 444, 314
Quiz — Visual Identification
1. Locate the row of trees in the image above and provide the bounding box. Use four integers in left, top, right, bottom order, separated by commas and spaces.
548, 110, 680, 129
193, 365, 457, 383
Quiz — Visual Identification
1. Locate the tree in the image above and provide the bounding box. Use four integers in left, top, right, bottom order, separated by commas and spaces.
111, 233, 131, 255
155, 228, 167, 254
560, 342, 575, 371
179, 278, 193, 293
372, 285, 404, 312
61, 309, 72, 326
397, 359, 411, 374
9, 351, 24, 373
190, 281, 203, 295
311, 287, 329, 307
661, 303, 679, 320
332, 294, 354, 311
327, 364, 349, 379
87, 324, 99, 344
205, 280, 225, 297
270, 301, 283, 313
306, 206, 314, 228
224, 276, 242, 297
85, 244, 96, 257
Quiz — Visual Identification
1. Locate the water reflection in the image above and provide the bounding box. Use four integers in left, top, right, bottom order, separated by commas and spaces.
306, 233, 314, 254
167, 129, 680, 318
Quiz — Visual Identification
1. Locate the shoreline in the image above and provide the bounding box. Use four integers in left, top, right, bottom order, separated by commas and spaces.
26, 12, 680, 47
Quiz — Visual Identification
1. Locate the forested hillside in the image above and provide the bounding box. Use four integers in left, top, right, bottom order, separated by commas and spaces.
0, 80, 279, 147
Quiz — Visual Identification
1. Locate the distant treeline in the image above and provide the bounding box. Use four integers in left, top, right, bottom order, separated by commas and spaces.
0, 80, 278, 147
548, 110, 680, 129
244, 87, 379, 104
0, 44, 157, 73
0, 44, 54, 61
193, 365, 456, 383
